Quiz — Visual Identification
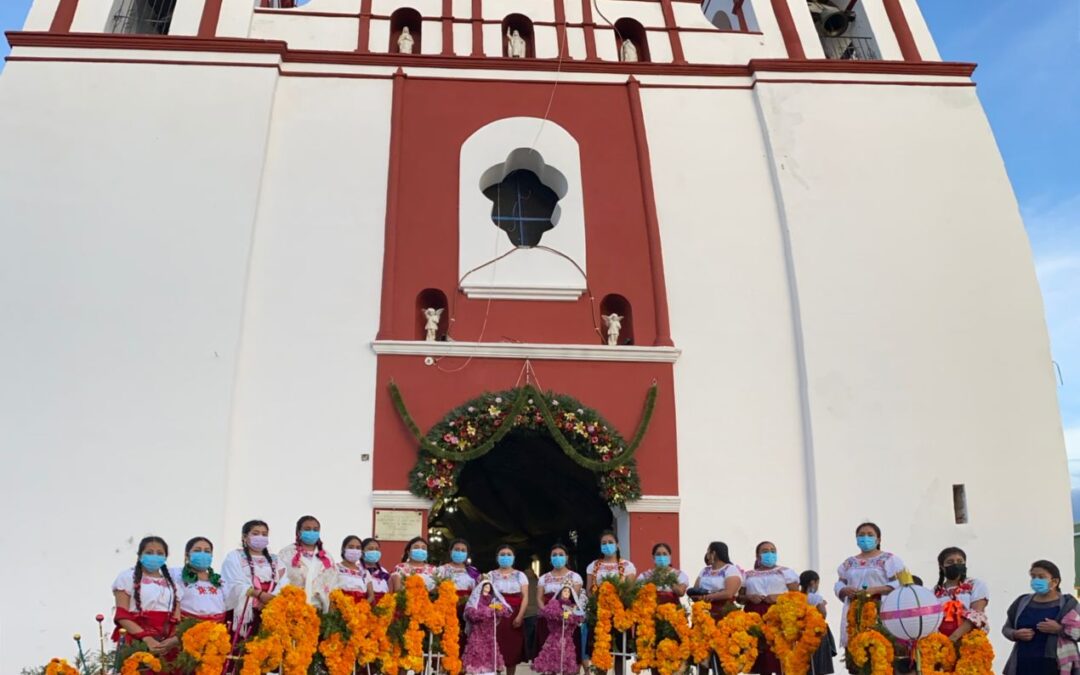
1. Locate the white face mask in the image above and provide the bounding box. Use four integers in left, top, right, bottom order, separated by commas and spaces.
343, 549, 363, 563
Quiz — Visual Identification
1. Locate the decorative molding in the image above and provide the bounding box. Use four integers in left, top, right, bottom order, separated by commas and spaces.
459, 283, 584, 301
372, 490, 434, 509
624, 495, 681, 513
5, 33, 978, 79
372, 340, 682, 363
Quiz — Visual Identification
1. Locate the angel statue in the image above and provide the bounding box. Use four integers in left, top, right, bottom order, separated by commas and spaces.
422, 307, 444, 342
602, 313, 623, 346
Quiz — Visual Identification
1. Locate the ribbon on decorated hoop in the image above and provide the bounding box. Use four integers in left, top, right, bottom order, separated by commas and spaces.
879, 603, 945, 620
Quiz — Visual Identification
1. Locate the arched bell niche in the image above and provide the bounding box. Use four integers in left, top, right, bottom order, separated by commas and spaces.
600, 294, 634, 345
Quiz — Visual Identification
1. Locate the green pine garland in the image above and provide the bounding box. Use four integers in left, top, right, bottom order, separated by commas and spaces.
391, 381, 657, 507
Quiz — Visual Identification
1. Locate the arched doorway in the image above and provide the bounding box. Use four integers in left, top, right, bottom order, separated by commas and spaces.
427, 429, 614, 573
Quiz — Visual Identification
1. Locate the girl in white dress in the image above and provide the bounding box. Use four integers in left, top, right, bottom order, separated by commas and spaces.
586, 530, 637, 595
489, 544, 531, 675
111, 535, 181, 656
335, 535, 374, 604
221, 519, 283, 641
360, 537, 392, 602
833, 522, 905, 648
171, 537, 226, 623
439, 537, 481, 597
637, 542, 689, 605
742, 542, 800, 675
391, 536, 437, 591
277, 514, 338, 612
932, 546, 989, 641
693, 541, 744, 618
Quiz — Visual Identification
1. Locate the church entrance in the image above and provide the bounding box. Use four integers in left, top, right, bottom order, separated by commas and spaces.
427, 429, 615, 574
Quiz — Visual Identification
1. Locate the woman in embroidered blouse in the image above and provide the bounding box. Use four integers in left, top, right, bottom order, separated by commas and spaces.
171, 537, 226, 623
392, 536, 437, 591
336, 535, 373, 603
834, 522, 905, 647
439, 538, 481, 598
742, 542, 800, 675
111, 536, 181, 654
222, 519, 282, 641
1003, 560, 1080, 675
534, 543, 584, 662
586, 530, 637, 594
637, 542, 689, 605
489, 544, 530, 675
361, 537, 392, 602
277, 514, 338, 611
694, 541, 743, 619
933, 546, 988, 641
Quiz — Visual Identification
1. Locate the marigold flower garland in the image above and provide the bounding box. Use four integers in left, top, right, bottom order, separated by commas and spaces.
916, 632, 957, 675
181, 620, 231, 675
434, 580, 463, 675
374, 592, 401, 675
955, 630, 994, 675
631, 585, 660, 673
762, 592, 827, 675
592, 581, 623, 672
714, 610, 763, 675
848, 630, 894, 675
689, 601, 718, 665
241, 586, 320, 675
319, 591, 364, 675
44, 658, 79, 675
120, 651, 162, 674
654, 602, 693, 675
846, 595, 880, 645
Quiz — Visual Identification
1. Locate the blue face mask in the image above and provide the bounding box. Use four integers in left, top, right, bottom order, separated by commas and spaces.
364, 550, 382, 564
451, 550, 468, 564
140, 554, 167, 572
856, 536, 877, 552
189, 551, 213, 571
601, 543, 618, 557
498, 554, 515, 569
551, 555, 568, 569
410, 548, 428, 563
654, 554, 671, 568
1031, 578, 1052, 594
760, 552, 778, 567
299, 530, 320, 546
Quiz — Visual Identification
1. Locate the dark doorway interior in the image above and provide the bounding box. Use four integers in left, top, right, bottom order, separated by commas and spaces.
428, 430, 613, 574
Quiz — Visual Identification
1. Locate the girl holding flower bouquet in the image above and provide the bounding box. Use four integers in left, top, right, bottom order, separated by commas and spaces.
392, 536, 437, 591
637, 542, 689, 605
743, 541, 800, 674
111, 536, 181, 656
833, 522, 904, 648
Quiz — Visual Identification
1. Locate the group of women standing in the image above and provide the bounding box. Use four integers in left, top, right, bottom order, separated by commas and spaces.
109, 517, 1076, 675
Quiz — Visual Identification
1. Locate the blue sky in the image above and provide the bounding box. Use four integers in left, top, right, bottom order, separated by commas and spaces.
1, 0, 1078, 490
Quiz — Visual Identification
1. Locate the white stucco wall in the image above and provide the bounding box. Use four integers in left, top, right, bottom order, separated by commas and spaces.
0, 59, 279, 672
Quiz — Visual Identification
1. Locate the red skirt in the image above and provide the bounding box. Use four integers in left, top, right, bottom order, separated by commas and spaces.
497, 593, 526, 666
342, 589, 368, 605
745, 602, 781, 675
112, 608, 176, 643
657, 591, 679, 606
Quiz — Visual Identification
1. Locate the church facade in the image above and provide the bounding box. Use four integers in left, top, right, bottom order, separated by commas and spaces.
0, 0, 1070, 669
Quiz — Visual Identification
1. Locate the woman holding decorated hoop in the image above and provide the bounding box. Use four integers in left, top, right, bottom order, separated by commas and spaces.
833, 522, 905, 649
222, 519, 282, 641
743, 541, 800, 674
392, 536, 437, 591
335, 535, 374, 604
489, 544, 530, 675
111, 536, 181, 655
933, 546, 988, 641
361, 537, 392, 601
534, 543, 584, 661
170, 537, 226, 623
637, 542, 689, 605
277, 514, 338, 611
693, 541, 743, 619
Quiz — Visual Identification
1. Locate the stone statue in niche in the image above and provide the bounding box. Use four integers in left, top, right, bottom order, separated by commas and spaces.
422, 307, 444, 342
507, 29, 527, 58
620, 38, 638, 62
397, 26, 415, 54
602, 313, 623, 346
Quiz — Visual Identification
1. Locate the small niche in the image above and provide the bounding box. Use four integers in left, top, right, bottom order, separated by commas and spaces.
502, 14, 536, 58
952, 484, 968, 524
389, 8, 422, 54
600, 294, 634, 346
416, 288, 448, 341
613, 18, 650, 62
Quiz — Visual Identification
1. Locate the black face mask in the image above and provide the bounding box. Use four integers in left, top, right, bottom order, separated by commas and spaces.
943, 563, 966, 580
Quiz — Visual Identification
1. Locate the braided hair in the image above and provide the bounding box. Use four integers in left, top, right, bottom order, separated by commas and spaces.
181, 536, 222, 587
132, 536, 177, 614
241, 519, 276, 586
361, 537, 390, 582
935, 546, 968, 592
295, 515, 325, 552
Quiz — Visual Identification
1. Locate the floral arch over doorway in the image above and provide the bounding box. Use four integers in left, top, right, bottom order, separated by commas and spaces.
389, 383, 657, 507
